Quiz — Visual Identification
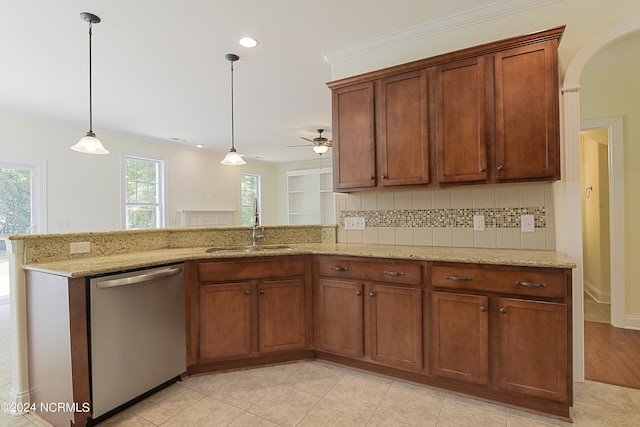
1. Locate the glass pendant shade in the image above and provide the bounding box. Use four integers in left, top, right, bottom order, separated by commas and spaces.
313, 145, 329, 155
71, 131, 109, 154
220, 148, 246, 165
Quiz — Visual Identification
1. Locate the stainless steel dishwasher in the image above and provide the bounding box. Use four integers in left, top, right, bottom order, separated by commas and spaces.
88, 263, 186, 424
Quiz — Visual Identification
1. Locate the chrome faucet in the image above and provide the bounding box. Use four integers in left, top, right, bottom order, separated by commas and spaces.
252, 199, 264, 247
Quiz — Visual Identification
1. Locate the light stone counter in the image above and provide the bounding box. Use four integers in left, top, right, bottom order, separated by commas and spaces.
22, 243, 576, 278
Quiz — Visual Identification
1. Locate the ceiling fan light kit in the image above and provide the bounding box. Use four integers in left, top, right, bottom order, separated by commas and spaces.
220, 53, 246, 166
71, 12, 109, 155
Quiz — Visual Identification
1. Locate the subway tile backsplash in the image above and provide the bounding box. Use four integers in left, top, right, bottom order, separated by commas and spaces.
335, 184, 555, 250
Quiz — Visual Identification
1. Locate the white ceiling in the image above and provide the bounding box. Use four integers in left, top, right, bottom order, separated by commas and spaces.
1, 0, 514, 163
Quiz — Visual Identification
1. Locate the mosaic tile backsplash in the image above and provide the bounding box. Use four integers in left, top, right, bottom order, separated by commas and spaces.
335, 184, 556, 250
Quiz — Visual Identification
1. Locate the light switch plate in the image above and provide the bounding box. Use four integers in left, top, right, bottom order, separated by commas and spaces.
473, 215, 485, 231
344, 217, 366, 230
521, 215, 535, 233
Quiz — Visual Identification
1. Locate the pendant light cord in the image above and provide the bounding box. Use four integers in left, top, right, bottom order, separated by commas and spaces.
230, 59, 235, 150
88, 22, 94, 135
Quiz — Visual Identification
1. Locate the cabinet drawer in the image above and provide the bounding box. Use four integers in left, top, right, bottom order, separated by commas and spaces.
198, 257, 305, 283
317, 257, 423, 285
431, 264, 567, 299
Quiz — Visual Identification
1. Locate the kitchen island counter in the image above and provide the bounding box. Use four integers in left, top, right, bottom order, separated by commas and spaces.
21, 242, 575, 278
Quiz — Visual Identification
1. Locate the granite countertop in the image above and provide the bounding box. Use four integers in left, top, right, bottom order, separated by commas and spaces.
22, 243, 576, 278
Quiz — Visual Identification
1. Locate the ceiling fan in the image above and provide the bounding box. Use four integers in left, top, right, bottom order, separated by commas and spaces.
289, 129, 333, 156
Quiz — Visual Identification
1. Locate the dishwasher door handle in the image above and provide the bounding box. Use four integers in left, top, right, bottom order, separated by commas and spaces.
96, 267, 183, 289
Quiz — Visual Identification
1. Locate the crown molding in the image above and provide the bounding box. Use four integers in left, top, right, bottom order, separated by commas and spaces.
322, 0, 563, 64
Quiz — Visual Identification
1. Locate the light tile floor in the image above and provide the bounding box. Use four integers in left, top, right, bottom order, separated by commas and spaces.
3, 299, 640, 426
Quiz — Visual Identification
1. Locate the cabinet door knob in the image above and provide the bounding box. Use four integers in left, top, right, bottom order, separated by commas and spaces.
369, 176, 375, 180
244, 290, 250, 295
356, 290, 362, 296
480, 306, 487, 312
259, 289, 264, 295
369, 292, 375, 298
497, 165, 505, 171
499, 307, 507, 314
381, 175, 387, 179
480, 166, 486, 172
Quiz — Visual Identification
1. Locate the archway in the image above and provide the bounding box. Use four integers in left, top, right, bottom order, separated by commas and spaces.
561, 14, 640, 382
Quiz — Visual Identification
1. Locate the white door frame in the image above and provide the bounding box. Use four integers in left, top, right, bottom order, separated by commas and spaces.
580, 117, 625, 328
562, 15, 640, 382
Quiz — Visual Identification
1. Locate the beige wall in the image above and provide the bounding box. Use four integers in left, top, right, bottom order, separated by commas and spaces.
580, 57, 640, 316
0, 107, 280, 232
580, 132, 611, 302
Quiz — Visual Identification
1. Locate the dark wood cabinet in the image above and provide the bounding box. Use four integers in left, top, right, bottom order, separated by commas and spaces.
332, 82, 376, 190
258, 278, 306, 353
430, 262, 572, 410
378, 70, 431, 187
431, 291, 489, 385
317, 278, 364, 357
436, 56, 490, 184
316, 257, 424, 373
497, 297, 568, 401
187, 256, 309, 367
494, 40, 560, 181
328, 26, 564, 191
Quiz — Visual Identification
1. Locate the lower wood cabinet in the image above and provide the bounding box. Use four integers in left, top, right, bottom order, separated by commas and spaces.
430, 262, 572, 410
187, 256, 309, 367
316, 257, 424, 373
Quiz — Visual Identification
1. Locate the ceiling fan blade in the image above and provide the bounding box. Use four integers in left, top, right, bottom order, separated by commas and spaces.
287, 144, 312, 148
300, 137, 314, 142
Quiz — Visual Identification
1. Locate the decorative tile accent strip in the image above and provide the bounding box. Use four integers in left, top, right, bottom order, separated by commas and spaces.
339, 207, 546, 228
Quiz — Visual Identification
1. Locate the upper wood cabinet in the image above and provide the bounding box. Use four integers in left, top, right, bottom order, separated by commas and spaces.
328, 26, 564, 191
494, 40, 560, 181
332, 82, 376, 190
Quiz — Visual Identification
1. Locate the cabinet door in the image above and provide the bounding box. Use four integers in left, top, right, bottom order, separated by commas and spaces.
258, 279, 306, 353
379, 70, 430, 186
369, 284, 423, 372
317, 279, 364, 357
494, 40, 559, 181
332, 82, 377, 190
431, 291, 489, 385
437, 57, 489, 184
498, 298, 568, 401
199, 283, 252, 360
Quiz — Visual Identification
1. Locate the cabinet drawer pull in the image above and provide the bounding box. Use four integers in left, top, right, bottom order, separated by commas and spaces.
244, 290, 250, 295
516, 281, 546, 288
383, 270, 405, 277
500, 307, 507, 314
330, 266, 349, 272
445, 275, 472, 281
480, 306, 487, 312
356, 290, 362, 296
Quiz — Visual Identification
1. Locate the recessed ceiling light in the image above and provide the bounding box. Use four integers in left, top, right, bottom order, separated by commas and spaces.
239, 37, 258, 48
196, 144, 205, 148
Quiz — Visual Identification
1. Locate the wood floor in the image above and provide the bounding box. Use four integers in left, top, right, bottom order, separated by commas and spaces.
585, 320, 640, 389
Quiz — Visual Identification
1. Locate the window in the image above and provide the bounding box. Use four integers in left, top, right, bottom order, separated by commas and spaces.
124, 156, 164, 229
240, 173, 261, 226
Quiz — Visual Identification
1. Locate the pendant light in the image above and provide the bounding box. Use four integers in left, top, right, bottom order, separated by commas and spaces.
220, 53, 246, 165
71, 12, 109, 155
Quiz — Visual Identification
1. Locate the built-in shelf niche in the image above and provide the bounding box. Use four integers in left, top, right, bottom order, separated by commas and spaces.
286, 168, 334, 225
178, 210, 235, 227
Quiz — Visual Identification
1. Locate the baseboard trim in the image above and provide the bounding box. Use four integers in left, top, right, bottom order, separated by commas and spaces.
584, 281, 611, 304
624, 315, 640, 331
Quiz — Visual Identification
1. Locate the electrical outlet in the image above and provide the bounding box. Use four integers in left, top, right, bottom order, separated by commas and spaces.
344, 217, 366, 230
473, 215, 485, 231
56, 219, 69, 229
70, 241, 91, 254
521, 215, 535, 233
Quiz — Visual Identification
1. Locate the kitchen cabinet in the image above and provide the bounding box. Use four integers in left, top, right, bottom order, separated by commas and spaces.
316, 256, 424, 372
430, 263, 571, 405
187, 256, 309, 367
328, 26, 564, 191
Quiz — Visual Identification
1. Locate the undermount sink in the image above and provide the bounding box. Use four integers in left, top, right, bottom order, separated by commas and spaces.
206, 245, 295, 253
